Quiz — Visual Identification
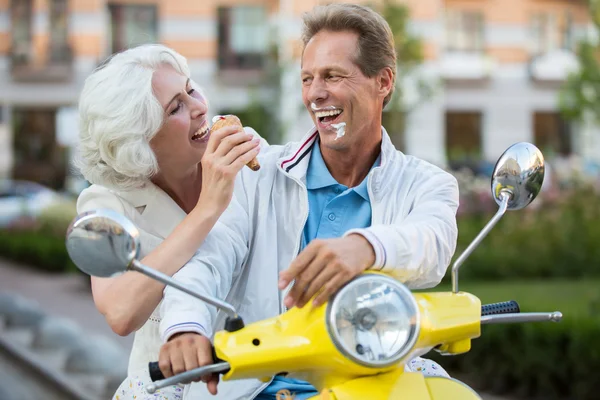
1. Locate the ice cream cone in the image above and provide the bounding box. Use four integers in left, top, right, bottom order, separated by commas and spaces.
210, 115, 260, 171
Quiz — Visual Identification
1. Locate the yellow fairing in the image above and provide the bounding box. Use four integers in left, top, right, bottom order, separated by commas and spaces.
213, 300, 391, 390
324, 370, 433, 399
306, 371, 481, 400
413, 292, 481, 355
213, 273, 482, 395
425, 377, 482, 399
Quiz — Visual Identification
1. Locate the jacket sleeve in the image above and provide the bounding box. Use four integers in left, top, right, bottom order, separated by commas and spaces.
159, 176, 251, 342
345, 169, 459, 289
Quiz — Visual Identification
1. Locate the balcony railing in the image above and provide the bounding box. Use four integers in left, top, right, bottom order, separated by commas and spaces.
529, 49, 579, 83
10, 45, 74, 83
439, 51, 496, 81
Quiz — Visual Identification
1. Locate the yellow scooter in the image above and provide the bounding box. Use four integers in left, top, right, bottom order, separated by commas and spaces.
66, 142, 561, 400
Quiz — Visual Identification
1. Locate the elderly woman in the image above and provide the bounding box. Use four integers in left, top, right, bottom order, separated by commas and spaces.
75, 44, 262, 399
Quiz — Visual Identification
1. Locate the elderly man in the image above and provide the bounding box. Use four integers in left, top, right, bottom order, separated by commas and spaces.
158, 3, 459, 399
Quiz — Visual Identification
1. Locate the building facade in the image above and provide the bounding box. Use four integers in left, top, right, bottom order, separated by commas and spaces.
0, 0, 594, 189
403, 0, 596, 170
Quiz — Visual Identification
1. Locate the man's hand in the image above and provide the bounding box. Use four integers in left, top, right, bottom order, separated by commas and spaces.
278, 234, 376, 308
158, 332, 219, 394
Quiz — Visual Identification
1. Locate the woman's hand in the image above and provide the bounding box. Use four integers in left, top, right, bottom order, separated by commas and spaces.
85, 129, 259, 337
198, 126, 260, 215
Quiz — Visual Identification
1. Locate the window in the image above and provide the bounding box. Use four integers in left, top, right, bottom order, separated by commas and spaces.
445, 10, 484, 52
49, 0, 70, 63
530, 12, 573, 55
218, 6, 268, 70
446, 111, 483, 169
10, 0, 33, 65
12, 108, 67, 189
534, 112, 572, 157
108, 4, 158, 54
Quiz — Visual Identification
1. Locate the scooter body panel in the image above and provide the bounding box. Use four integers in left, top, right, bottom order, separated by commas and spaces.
306, 372, 481, 400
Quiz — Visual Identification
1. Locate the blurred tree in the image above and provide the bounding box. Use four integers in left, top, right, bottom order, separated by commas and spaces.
376, 0, 437, 151
559, 0, 600, 124
217, 31, 284, 145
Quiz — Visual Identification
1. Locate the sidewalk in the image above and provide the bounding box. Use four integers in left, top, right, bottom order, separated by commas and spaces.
0, 258, 133, 352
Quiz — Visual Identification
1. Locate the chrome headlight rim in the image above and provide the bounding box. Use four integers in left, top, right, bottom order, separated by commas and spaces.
326, 274, 421, 368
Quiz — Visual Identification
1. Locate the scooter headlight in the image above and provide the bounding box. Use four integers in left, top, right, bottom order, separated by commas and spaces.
326, 274, 420, 368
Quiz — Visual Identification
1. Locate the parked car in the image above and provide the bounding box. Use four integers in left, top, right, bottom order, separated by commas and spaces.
0, 180, 63, 228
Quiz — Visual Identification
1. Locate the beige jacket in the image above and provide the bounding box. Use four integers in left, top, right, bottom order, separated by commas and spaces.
77, 182, 186, 381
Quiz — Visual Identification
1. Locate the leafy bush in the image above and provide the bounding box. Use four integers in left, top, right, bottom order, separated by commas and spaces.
454, 184, 600, 280
0, 229, 77, 273
429, 318, 600, 400
37, 200, 77, 237
0, 199, 77, 273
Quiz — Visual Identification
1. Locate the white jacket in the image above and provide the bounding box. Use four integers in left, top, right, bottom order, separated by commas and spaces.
159, 127, 460, 400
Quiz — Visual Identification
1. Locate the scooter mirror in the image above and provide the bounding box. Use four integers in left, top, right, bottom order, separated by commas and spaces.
491, 142, 545, 211
66, 209, 140, 277
452, 142, 545, 293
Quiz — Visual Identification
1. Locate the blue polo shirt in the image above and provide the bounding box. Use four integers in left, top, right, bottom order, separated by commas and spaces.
257, 141, 380, 400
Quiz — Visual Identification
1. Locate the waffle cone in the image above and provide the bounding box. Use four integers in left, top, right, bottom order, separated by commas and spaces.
210, 115, 260, 171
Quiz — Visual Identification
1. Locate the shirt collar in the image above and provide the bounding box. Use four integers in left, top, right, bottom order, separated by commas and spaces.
352, 176, 370, 200
306, 140, 339, 190
353, 153, 381, 200
306, 140, 381, 199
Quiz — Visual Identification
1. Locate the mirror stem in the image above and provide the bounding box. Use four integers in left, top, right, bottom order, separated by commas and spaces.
130, 260, 239, 318
452, 191, 510, 293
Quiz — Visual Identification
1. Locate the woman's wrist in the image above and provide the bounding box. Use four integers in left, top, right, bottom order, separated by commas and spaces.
188, 201, 222, 228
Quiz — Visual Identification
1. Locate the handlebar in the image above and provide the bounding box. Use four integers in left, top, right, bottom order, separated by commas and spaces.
147, 362, 231, 394
480, 300, 562, 325
147, 299, 559, 391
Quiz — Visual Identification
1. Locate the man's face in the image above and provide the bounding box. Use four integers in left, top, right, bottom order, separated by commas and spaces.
301, 30, 386, 151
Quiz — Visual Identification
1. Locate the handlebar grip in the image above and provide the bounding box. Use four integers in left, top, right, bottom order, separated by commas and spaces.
148, 347, 224, 382
149, 361, 164, 382
481, 300, 520, 316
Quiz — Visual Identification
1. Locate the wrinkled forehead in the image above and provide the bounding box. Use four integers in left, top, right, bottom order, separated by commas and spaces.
301, 30, 360, 71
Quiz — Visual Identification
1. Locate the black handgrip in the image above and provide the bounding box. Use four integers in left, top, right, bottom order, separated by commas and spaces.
149, 361, 164, 382
481, 300, 520, 316
148, 347, 223, 382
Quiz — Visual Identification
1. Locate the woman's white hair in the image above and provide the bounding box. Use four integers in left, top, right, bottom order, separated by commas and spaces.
75, 44, 191, 190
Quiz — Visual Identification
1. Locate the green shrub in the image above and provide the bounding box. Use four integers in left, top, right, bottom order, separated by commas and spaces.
0, 199, 77, 273
454, 185, 600, 280
0, 229, 77, 273
429, 318, 600, 400
37, 200, 78, 237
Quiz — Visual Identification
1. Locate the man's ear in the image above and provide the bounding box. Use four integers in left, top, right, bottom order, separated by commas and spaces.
377, 67, 394, 99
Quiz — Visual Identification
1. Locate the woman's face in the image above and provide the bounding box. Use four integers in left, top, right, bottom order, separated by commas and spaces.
150, 65, 209, 174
